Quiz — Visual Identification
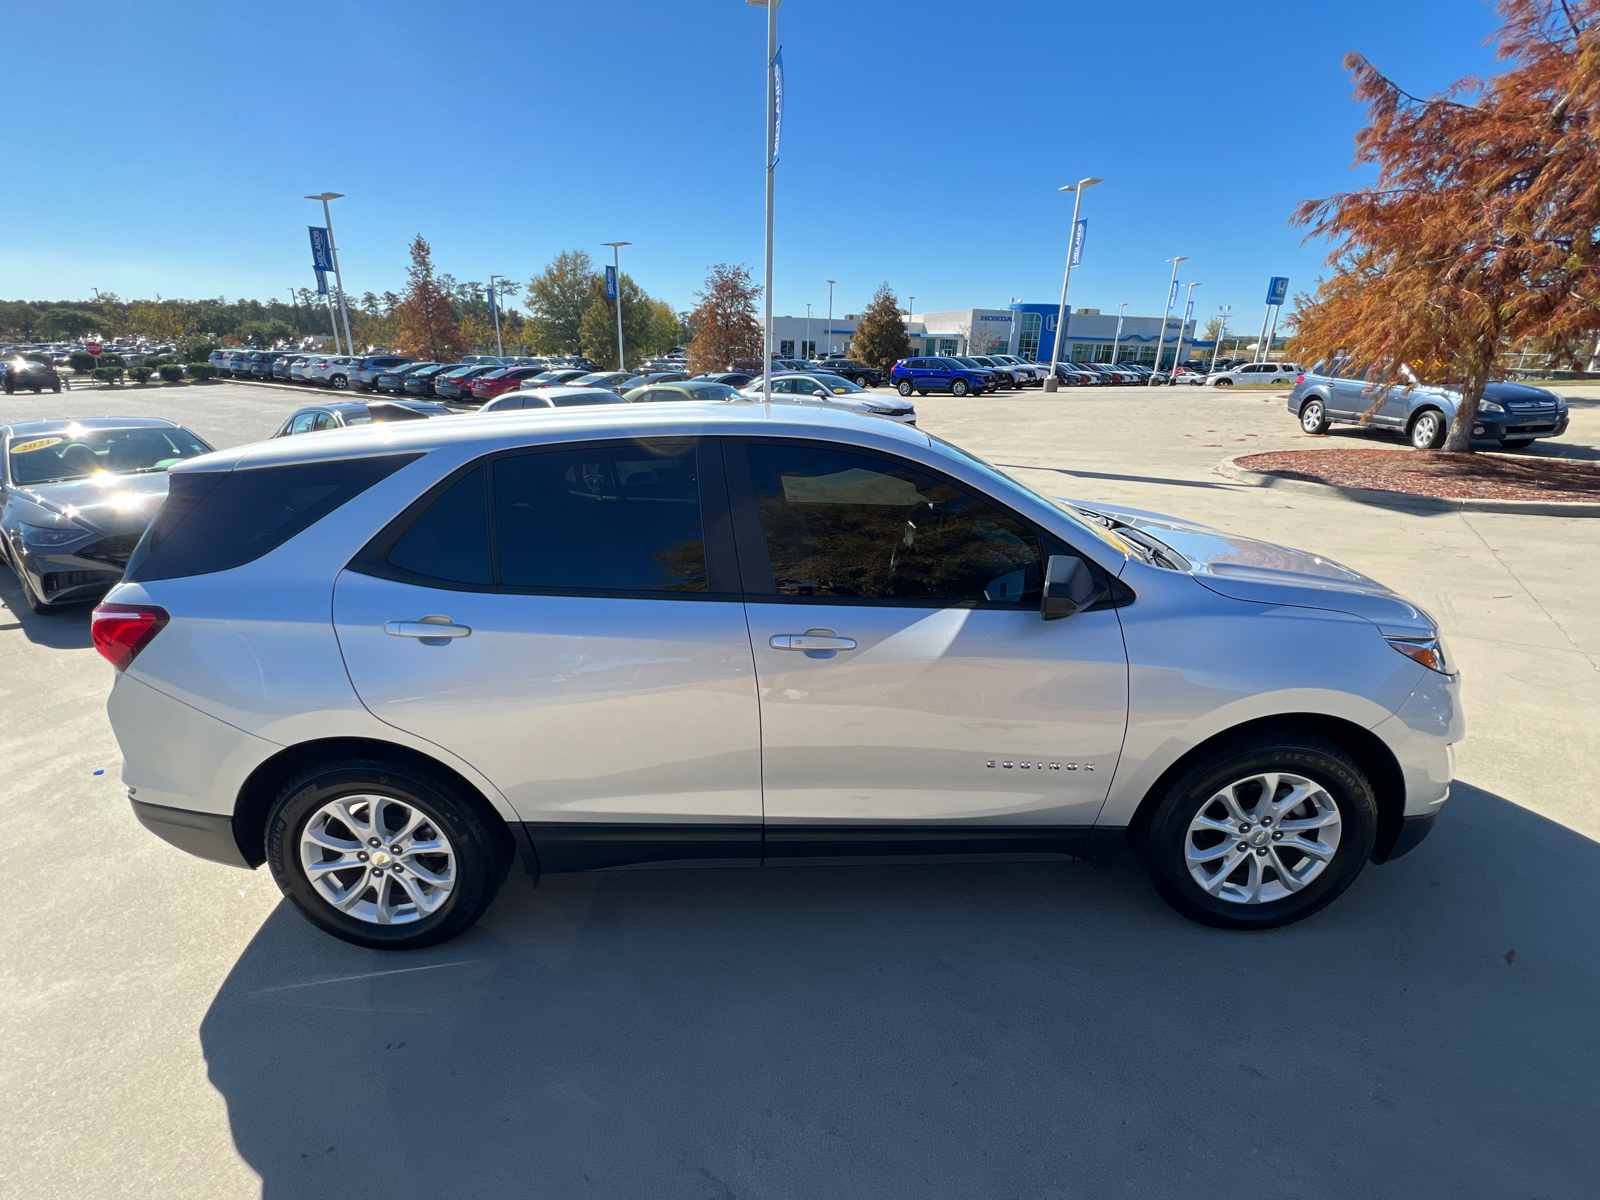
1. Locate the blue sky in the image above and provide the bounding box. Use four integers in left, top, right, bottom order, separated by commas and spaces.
1, 0, 1506, 324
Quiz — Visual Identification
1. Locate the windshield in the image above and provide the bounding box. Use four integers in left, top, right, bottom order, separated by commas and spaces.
813, 374, 864, 393
9, 425, 211, 486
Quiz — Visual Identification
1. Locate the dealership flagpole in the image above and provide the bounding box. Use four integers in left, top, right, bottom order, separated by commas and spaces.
1110, 302, 1127, 366
748, 0, 780, 404
308, 193, 355, 355
488, 275, 505, 358
1148, 256, 1187, 386
1044, 177, 1101, 393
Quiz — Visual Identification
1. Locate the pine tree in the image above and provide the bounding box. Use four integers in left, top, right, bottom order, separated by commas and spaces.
685, 263, 763, 375
395, 235, 467, 362
850, 283, 910, 373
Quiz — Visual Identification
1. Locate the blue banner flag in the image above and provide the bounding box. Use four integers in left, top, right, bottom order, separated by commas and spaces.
1168, 279, 1180, 310
1266, 276, 1290, 306
1184, 299, 1194, 322
315, 269, 329, 296
486, 286, 497, 315
309, 227, 334, 272
1069, 219, 1087, 268
770, 49, 784, 168
605, 265, 618, 299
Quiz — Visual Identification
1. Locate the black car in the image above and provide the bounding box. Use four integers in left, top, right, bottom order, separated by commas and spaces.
249, 351, 295, 380
693, 371, 756, 389
0, 418, 213, 611
271, 399, 452, 437
432, 364, 504, 401
374, 362, 439, 393
815, 359, 883, 388
401, 363, 463, 398
3, 358, 63, 394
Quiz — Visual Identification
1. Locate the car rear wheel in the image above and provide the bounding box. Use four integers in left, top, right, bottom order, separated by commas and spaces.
1299, 399, 1330, 434
1138, 731, 1378, 930
951, 379, 970, 397
897, 380, 914, 397
1410, 410, 1446, 450
1499, 437, 1534, 449
266, 757, 513, 950
1214, 378, 1233, 387
330, 375, 348, 390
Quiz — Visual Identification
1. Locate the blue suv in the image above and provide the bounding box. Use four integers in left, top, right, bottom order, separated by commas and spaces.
1288, 362, 1570, 450
891, 357, 995, 397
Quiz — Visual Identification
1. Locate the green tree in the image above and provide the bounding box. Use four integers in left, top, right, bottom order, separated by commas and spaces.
577, 274, 677, 369
526, 251, 599, 355
38, 307, 100, 339
850, 283, 911, 373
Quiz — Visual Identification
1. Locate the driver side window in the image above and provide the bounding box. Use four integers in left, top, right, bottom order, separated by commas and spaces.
741, 443, 1043, 605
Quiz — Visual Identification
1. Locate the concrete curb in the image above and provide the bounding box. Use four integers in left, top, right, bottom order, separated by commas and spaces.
1217, 456, 1600, 518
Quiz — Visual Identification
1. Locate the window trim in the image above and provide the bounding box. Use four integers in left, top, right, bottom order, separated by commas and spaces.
347, 436, 741, 601
722, 436, 1127, 611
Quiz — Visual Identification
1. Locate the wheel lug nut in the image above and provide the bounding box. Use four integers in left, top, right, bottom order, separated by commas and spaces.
368, 838, 380, 847
1262, 817, 1272, 826
1239, 824, 1251, 833
1272, 831, 1283, 841
393, 865, 403, 874
357, 851, 368, 862
1255, 848, 1267, 856
1237, 841, 1248, 851
390, 846, 401, 854
372, 868, 384, 877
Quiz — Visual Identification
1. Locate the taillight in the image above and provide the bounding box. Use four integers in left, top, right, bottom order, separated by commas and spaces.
91, 604, 170, 670
1296, 374, 1305, 383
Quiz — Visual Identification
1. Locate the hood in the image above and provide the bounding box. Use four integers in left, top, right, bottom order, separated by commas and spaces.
13, 471, 172, 536
1062, 499, 1438, 637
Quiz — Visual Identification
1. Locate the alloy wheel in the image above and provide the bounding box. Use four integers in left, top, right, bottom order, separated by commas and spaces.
299, 794, 456, 925
1184, 771, 1341, 905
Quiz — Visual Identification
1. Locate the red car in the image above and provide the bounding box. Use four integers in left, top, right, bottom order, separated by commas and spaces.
465, 367, 548, 402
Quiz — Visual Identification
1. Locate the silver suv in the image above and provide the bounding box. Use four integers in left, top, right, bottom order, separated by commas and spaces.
96, 405, 1460, 949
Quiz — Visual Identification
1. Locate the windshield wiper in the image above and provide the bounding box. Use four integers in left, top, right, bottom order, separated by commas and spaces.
1070, 504, 1188, 570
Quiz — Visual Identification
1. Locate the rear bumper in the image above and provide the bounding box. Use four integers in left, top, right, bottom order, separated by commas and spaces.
130, 797, 252, 868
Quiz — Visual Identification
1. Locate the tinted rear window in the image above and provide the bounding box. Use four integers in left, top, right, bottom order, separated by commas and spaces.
125, 453, 420, 582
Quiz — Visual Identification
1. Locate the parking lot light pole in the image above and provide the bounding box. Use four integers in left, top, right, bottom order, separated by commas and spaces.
826, 279, 835, 355
805, 303, 812, 360
306, 193, 354, 355
600, 242, 631, 370
747, 0, 779, 402
908, 296, 915, 353
1147, 255, 1188, 386
1110, 302, 1128, 367
1044, 176, 1102, 393
1172, 282, 1200, 381
1210, 304, 1231, 372
488, 275, 505, 358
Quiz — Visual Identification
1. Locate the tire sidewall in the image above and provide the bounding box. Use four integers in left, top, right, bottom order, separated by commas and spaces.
266, 761, 509, 950
1142, 738, 1378, 930
1301, 399, 1327, 433
951, 379, 968, 396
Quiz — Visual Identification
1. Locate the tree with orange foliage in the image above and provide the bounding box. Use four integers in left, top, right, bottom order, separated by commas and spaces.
395, 235, 467, 362
685, 263, 763, 375
1292, 0, 1600, 450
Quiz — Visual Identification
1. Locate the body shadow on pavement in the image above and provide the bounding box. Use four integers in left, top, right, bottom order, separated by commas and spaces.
0, 569, 93, 649
201, 782, 1600, 1200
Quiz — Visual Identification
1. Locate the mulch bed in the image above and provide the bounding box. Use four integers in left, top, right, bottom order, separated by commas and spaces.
1235, 448, 1600, 503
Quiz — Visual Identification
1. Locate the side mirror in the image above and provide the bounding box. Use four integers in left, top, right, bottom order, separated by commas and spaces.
1041, 554, 1104, 621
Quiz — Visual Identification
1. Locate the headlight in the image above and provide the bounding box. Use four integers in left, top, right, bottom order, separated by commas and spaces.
1386, 635, 1453, 674
1479, 400, 1506, 414
19, 521, 93, 550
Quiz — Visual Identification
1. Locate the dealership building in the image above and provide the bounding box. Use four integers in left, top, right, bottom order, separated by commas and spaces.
767, 304, 1207, 365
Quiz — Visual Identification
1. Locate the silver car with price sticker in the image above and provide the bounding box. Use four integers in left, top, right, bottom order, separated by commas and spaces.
96, 404, 1460, 949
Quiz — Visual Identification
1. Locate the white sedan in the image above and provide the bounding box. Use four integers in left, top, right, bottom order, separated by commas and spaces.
740, 372, 917, 424
1202, 362, 1302, 387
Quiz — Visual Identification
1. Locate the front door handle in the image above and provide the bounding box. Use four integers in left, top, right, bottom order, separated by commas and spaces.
770, 633, 856, 651
385, 618, 472, 639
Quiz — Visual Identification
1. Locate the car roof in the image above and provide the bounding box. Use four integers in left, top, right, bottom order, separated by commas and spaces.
3, 416, 183, 436
182, 402, 931, 475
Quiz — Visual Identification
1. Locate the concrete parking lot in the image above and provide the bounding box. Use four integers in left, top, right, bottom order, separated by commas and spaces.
3, 379, 1597, 1199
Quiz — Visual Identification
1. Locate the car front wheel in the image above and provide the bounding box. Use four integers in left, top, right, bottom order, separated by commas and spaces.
1214, 377, 1233, 387
266, 758, 513, 950
1410, 410, 1446, 450
329, 375, 348, 390
1138, 731, 1378, 930
897, 380, 914, 397
1300, 399, 1330, 434
951, 379, 969, 397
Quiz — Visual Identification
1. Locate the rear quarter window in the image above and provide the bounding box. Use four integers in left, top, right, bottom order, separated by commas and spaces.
125, 454, 421, 582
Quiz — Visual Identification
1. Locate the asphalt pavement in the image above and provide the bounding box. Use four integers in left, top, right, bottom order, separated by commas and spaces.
2, 378, 1597, 1199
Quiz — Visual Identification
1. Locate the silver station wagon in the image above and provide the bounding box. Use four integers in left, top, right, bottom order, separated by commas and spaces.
96, 404, 1461, 949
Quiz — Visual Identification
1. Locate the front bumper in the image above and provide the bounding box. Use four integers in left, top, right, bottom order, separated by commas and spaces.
1470, 410, 1567, 439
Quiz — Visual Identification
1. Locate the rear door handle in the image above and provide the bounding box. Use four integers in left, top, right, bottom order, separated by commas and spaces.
385, 619, 472, 639
770, 634, 856, 651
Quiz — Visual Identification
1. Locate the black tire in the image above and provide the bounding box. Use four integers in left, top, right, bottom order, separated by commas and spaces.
897, 380, 914, 397
951, 379, 969, 397
1410, 409, 1446, 450
2, 384, 12, 394
51, 383, 61, 393
329, 374, 348, 390
1299, 398, 1330, 435
265, 757, 513, 950
1499, 437, 1534, 449
1214, 377, 1233, 387
1137, 730, 1378, 930
21, 572, 52, 613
